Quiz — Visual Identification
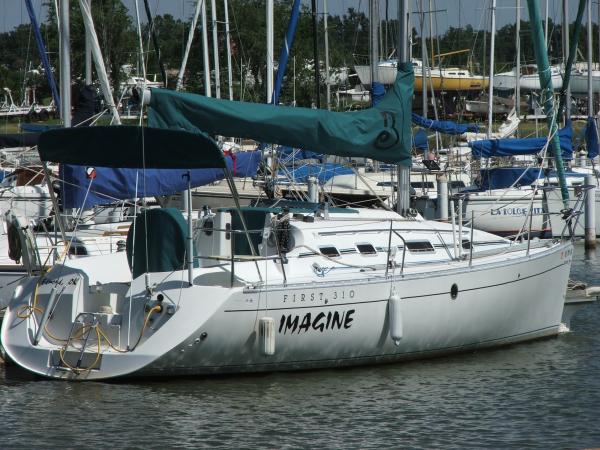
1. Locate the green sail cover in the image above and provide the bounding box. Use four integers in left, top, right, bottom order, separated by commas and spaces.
149, 63, 414, 166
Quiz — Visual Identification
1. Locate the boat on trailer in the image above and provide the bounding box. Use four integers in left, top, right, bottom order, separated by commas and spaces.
0, 121, 577, 380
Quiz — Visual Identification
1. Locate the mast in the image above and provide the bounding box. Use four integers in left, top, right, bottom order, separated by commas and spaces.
201, 0, 211, 96
587, 0, 593, 116
134, 0, 146, 81
562, 0, 571, 121
272, 0, 302, 105
84, 0, 92, 85
224, 0, 234, 100
176, 0, 203, 91
516, 0, 521, 119
59, 0, 71, 127
370, 0, 380, 107
324, 0, 331, 109
487, 0, 497, 138
78, 0, 121, 124
396, 0, 410, 216
24, 0, 60, 112
143, 0, 167, 87
558, 0, 587, 118
267, 0, 274, 103
420, 0, 427, 117
525, 0, 569, 207
211, 0, 221, 98
311, 0, 320, 108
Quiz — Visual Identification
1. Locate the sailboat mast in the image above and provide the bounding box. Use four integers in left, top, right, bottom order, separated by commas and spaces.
562, 0, 571, 121
370, 0, 380, 107
211, 0, 221, 98
311, 0, 320, 108
59, 0, 71, 127
587, 0, 593, 116
324, 0, 331, 110
201, 0, 211, 96
525, 0, 570, 207
487, 0, 497, 138
84, 0, 92, 84
420, 0, 427, 117
224, 0, 234, 100
176, 0, 203, 92
397, 0, 410, 216
516, 0, 521, 119
267, 0, 274, 103
133, 0, 146, 81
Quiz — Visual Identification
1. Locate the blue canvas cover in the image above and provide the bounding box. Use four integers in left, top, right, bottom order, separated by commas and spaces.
413, 129, 428, 151
470, 124, 573, 159
60, 151, 261, 209
411, 113, 480, 135
371, 82, 386, 105
477, 167, 585, 190
585, 116, 599, 159
277, 146, 324, 163
281, 163, 353, 184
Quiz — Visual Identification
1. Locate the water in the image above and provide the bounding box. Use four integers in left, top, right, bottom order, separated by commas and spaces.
1, 245, 599, 449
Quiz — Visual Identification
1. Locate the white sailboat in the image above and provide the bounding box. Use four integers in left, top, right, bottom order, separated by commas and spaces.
0, 121, 576, 380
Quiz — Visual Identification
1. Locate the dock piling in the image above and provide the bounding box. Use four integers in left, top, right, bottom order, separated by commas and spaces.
585, 174, 596, 249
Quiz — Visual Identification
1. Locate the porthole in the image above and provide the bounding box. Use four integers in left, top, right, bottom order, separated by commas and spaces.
450, 283, 459, 300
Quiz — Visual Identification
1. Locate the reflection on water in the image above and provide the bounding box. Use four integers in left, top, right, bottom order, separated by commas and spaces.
1, 245, 599, 449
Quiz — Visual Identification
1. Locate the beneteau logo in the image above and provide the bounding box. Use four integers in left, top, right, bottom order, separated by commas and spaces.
375, 111, 399, 149
278, 310, 355, 334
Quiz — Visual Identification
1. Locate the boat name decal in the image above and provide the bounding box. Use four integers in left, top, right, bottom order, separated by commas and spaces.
283, 289, 355, 303
278, 309, 355, 334
40, 276, 78, 286
490, 207, 543, 216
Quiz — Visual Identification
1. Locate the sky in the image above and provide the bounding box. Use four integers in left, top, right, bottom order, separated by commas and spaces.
0, 0, 594, 35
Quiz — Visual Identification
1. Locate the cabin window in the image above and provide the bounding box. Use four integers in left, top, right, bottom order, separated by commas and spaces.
319, 246, 340, 257
462, 239, 472, 250
448, 72, 456, 75
450, 181, 465, 189
340, 248, 357, 254
356, 243, 377, 255
410, 182, 435, 189
458, 72, 466, 75
405, 241, 435, 253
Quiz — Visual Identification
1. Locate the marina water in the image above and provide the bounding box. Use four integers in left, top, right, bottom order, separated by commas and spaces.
1, 244, 599, 449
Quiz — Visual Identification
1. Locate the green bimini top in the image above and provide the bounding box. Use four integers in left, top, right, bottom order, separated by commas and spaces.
148, 63, 414, 166
38, 125, 225, 169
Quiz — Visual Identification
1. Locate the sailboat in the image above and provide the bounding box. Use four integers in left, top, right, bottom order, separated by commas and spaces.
0, 63, 578, 380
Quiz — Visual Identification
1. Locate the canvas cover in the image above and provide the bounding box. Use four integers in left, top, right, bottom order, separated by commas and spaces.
39, 126, 225, 169
126, 208, 196, 278
470, 124, 573, 159
411, 113, 480, 135
60, 151, 261, 209
148, 63, 414, 166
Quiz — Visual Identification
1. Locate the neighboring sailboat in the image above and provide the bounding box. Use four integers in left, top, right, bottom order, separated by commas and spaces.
355, 59, 489, 91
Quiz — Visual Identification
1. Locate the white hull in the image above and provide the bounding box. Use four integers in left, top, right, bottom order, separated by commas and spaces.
494, 69, 563, 91
569, 72, 600, 94
1, 208, 572, 380
460, 189, 549, 237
